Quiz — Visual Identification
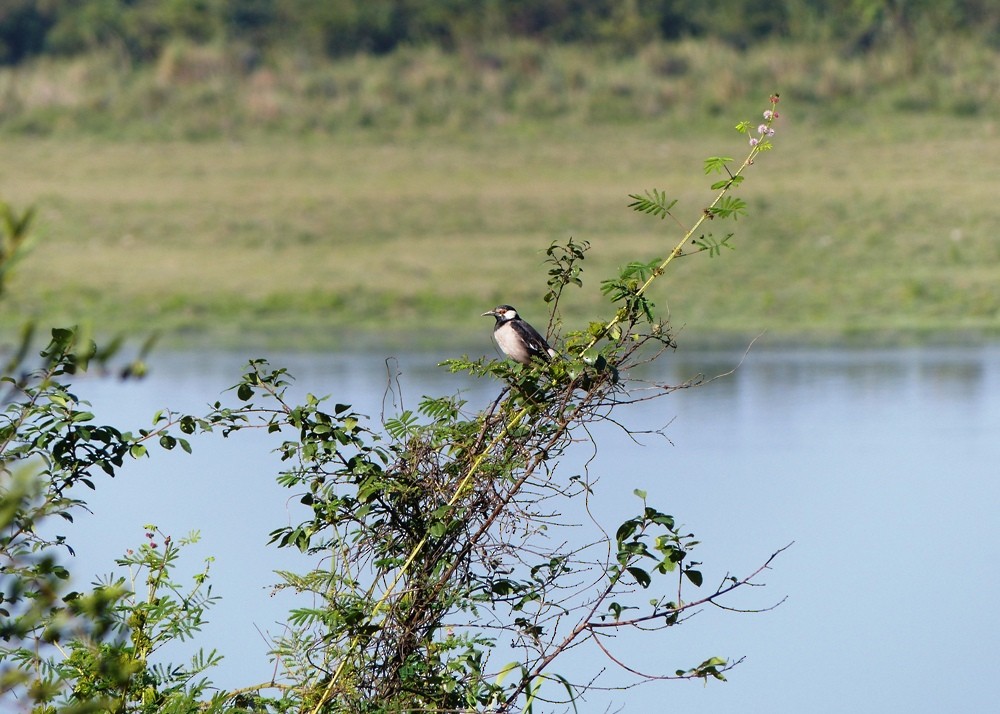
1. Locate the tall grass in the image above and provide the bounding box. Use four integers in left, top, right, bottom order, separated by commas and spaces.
1, 36, 998, 139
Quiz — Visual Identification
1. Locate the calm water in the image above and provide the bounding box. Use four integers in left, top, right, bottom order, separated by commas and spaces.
61, 345, 1000, 713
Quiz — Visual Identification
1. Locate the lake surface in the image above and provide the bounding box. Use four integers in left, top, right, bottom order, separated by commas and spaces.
60, 344, 1000, 713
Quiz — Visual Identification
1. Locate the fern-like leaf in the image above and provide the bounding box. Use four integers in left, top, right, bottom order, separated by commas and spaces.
703, 156, 734, 174
707, 197, 747, 220
710, 175, 744, 191
691, 233, 735, 258
385, 410, 419, 440
627, 189, 677, 220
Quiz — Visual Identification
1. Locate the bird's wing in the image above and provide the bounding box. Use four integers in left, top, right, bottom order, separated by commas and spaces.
512, 320, 553, 360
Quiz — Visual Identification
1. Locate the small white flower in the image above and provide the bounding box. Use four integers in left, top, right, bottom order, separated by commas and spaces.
757, 124, 768, 135
763, 110, 774, 120
749, 137, 759, 147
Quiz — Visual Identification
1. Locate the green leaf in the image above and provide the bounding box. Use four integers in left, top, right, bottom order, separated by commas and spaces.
703, 156, 734, 174
658, 557, 677, 573
490, 579, 518, 596
582, 347, 600, 364
46, 327, 75, 354
293, 528, 311, 552
710, 175, 745, 190
551, 673, 579, 713
615, 518, 638, 544
627, 189, 677, 220
692, 233, 735, 258
684, 569, 703, 587
495, 661, 524, 688
429, 521, 450, 538
179, 415, 196, 434
627, 567, 651, 588
236, 383, 253, 401
647, 511, 675, 529
708, 196, 747, 220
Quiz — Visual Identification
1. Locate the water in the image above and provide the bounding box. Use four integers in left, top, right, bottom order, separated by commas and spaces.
56, 345, 1000, 713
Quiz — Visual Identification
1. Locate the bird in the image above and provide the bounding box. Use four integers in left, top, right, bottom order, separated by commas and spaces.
482, 305, 556, 366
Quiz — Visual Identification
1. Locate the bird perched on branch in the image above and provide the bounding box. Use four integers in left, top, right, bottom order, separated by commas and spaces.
482, 305, 556, 366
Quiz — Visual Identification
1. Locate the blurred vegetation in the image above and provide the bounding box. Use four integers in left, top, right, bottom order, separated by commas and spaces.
0, 0, 998, 347
3, 0, 1000, 66
1, 33, 999, 139
0, 0, 998, 138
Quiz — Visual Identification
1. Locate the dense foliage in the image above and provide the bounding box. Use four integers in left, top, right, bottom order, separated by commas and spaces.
2, 0, 999, 65
1, 100, 786, 711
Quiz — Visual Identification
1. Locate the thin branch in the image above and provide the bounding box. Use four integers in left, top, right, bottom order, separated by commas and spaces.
587, 542, 793, 630
590, 631, 745, 681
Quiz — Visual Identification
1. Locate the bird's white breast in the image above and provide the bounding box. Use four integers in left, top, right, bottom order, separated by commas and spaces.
494, 324, 533, 364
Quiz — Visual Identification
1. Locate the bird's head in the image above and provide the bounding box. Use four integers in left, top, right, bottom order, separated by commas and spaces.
482, 305, 518, 323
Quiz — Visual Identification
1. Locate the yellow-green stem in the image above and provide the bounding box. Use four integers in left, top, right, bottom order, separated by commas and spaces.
582, 127, 772, 356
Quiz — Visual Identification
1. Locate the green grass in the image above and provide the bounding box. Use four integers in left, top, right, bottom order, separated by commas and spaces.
2, 110, 998, 350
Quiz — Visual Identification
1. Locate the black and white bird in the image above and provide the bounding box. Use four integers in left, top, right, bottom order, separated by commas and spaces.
482, 305, 556, 366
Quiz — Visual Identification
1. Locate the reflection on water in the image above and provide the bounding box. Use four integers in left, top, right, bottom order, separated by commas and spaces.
60, 344, 1000, 714
670, 346, 991, 399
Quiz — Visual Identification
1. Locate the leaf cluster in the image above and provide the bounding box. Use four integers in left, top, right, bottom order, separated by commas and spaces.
0, 328, 230, 712
627, 189, 677, 221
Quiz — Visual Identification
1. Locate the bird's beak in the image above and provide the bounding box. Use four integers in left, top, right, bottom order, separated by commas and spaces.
481, 310, 496, 317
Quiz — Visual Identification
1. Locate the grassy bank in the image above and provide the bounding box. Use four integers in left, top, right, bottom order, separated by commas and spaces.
2, 110, 998, 350
2, 37, 999, 140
